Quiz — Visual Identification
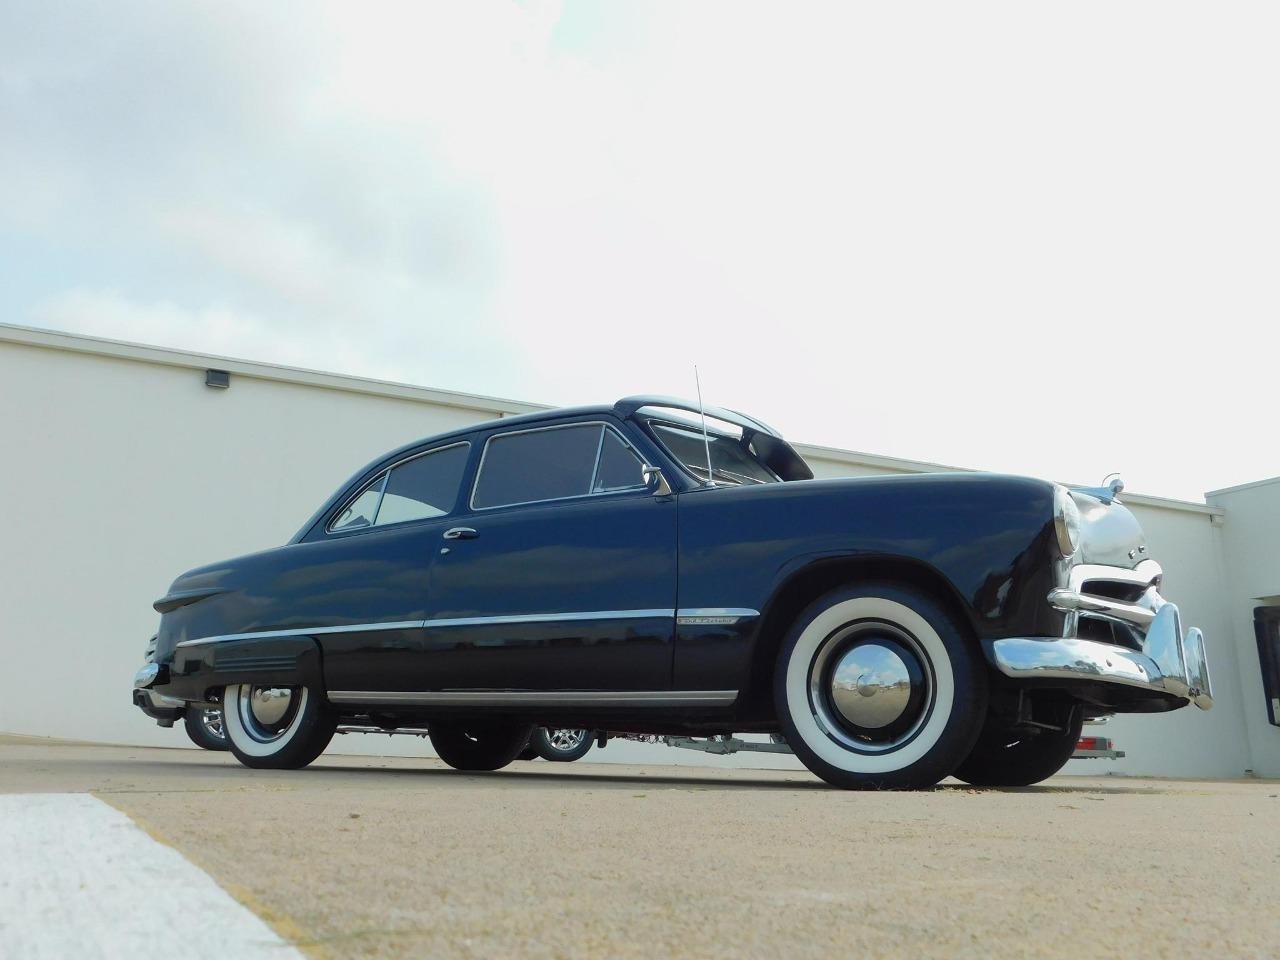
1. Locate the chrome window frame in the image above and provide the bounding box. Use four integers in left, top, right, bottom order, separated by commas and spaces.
469, 420, 648, 512
325, 441, 471, 536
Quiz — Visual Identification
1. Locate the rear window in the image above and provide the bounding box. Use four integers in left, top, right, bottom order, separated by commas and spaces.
376, 444, 470, 524
328, 442, 470, 532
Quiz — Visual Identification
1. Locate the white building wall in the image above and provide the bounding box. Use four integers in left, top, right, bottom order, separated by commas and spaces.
0, 332, 530, 749
1082, 502, 1252, 777
1208, 479, 1280, 777
1, 324, 1274, 777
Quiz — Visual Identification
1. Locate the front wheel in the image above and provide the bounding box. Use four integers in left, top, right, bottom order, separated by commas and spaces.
222, 684, 337, 770
531, 727, 594, 762
774, 583, 988, 790
429, 721, 535, 772
953, 707, 1084, 787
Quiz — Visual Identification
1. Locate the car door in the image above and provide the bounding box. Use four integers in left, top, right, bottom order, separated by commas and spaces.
421, 419, 677, 693
309, 441, 475, 693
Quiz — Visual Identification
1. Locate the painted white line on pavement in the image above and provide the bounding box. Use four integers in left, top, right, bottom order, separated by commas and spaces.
0, 793, 303, 960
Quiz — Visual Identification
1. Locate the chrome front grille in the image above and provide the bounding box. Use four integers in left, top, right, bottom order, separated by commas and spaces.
1077, 579, 1148, 604
1076, 616, 1141, 649
1050, 560, 1164, 652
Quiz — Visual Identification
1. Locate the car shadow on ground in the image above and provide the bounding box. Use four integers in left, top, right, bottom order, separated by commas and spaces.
1, 741, 1168, 795
97, 754, 1169, 795
305, 761, 832, 791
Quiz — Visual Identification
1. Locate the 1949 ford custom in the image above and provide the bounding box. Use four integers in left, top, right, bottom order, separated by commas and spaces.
133, 396, 1212, 789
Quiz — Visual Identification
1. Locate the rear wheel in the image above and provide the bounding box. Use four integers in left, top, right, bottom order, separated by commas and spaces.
953, 706, 1084, 787
222, 684, 337, 770
429, 721, 535, 772
774, 583, 988, 790
183, 700, 228, 751
531, 727, 594, 762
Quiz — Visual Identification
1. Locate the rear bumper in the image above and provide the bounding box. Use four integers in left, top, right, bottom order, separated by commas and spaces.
984, 601, 1213, 711
132, 687, 186, 724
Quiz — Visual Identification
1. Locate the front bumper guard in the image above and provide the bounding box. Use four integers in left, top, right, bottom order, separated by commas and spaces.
985, 600, 1213, 711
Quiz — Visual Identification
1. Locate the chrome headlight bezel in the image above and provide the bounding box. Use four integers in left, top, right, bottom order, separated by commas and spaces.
1053, 486, 1081, 558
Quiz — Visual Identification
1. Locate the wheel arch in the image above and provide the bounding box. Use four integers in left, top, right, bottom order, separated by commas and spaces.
741, 555, 979, 718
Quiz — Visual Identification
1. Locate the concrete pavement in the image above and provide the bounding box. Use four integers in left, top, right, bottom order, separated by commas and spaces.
1, 736, 1276, 959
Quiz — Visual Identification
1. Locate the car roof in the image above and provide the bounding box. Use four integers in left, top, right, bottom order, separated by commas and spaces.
289, 396, 810, 543
394, 403, 618, 457
381, 395, 783, 461
402, 395, 782, 455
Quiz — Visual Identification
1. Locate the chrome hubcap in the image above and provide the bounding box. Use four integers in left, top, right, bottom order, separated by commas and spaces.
235, 685, 301, 743
808, 624, 933, 753
830, 644, 912, 729
250, 688, 293, 726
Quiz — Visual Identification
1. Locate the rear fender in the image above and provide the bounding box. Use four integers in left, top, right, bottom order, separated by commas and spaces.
160, 635, 325, 703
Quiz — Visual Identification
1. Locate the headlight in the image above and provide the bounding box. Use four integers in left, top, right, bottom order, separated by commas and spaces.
1053, 487, 1081, 558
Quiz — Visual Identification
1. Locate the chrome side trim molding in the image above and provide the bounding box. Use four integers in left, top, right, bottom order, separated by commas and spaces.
425, 609, 674, 629
175, 620, 424, 649
327, 689, 739, 707
676, 608, 760, 626
175, 610, 682, 648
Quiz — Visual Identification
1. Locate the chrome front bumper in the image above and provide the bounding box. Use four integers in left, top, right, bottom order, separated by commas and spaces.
985, 562, 1213, 711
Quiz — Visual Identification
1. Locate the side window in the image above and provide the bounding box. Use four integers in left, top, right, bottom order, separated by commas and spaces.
472, 424, 601, 509
328, 443, 469, 533
593, 428, 646, 493
375, 443, 470, 525
330, 481, 384, 532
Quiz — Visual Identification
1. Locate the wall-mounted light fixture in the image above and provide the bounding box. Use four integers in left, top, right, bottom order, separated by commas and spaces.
205, 369, 231, 389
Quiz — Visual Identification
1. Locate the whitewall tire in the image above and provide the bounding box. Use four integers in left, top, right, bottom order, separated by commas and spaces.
222, 684, 337, 770
774, 583, 988, 789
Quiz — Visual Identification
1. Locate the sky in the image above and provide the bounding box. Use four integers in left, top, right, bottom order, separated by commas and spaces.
2, 1, 1277, 501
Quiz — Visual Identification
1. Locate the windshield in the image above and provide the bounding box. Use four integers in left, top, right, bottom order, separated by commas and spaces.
650, 422, 779, 486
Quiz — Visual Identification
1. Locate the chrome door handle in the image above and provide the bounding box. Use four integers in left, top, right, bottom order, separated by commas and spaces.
443, 527, 479, 541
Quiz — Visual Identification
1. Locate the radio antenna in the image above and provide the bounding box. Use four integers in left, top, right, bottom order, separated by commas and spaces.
695, 365, 714, 487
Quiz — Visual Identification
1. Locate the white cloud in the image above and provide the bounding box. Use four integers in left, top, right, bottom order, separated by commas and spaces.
4, 2, 1280, 500
33, 290, 313, 369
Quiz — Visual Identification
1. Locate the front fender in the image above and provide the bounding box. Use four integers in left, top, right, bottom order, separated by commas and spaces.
677, 472, 1061, 642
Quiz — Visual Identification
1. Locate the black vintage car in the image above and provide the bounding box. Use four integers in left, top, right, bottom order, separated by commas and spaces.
133, 397, 1212, 789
